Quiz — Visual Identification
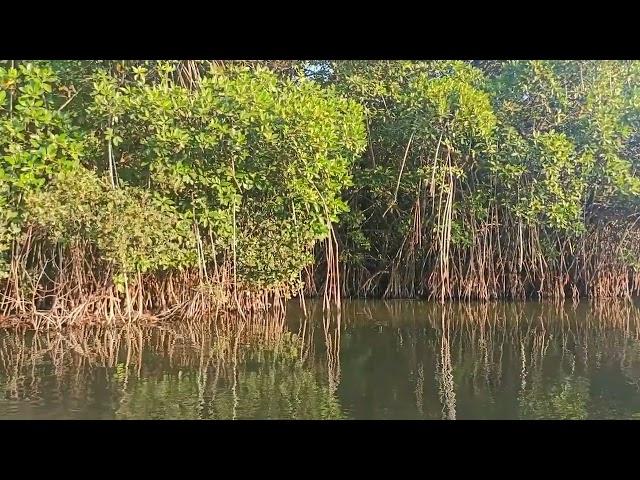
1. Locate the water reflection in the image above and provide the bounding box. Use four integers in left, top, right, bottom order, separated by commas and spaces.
1, 300, 640, 419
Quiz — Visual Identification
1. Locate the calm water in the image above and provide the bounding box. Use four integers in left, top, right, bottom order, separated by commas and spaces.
1, 300, 640, 419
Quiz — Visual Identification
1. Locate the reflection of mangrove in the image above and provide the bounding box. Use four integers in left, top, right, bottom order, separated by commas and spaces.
320, 307, 342, 396
436, 312, 456, 419
2, 300, 640, 418
0, 311, 344, 419
334, 300, 640, 419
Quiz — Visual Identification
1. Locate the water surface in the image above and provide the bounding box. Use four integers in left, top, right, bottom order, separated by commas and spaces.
1, 300, 640, 419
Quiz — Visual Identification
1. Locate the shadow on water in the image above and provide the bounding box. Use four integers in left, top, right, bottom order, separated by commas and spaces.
2, 300, 640, 419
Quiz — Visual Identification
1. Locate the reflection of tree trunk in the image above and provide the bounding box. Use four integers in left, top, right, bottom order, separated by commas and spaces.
323, 311, 341, 396
196, 338, 209, 418
437, 317, 456, 420
415, 363, 424, 416
231, 331, 240, 420
479, 324, 491, 391
298, 316, 315, 363
519, 340, 527, 401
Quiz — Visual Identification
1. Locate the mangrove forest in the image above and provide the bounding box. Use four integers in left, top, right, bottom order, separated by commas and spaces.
3, 60, 640, 327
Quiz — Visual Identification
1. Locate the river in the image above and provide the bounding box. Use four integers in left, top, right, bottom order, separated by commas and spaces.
1, 300, 640, 419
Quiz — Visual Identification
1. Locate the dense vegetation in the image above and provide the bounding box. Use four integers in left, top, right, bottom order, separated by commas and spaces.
3, 60, 640, 325
310, 60, 640, 302
0, 60, 365, 323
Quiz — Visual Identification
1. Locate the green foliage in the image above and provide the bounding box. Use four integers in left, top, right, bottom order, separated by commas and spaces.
5, 59, 640, 312
481, 61, 640, 243
0, 62, 85, 279
0, 60, 366, 308
26, 170, 198, 277
327, 61, 500, 290
80, 64, 366, 287
323, 60, 640, 298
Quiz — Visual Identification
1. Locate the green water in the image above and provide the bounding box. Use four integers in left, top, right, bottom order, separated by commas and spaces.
1, 300, 640, 419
